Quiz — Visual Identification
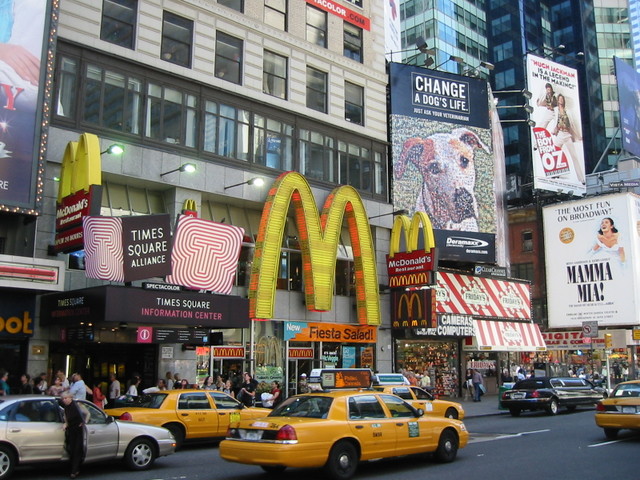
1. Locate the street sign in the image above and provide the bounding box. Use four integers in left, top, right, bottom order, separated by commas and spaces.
633, 327, 640, 341
582, 321, 598, 338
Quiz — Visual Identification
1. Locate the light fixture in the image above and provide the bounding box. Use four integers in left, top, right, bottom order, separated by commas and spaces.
224, 177, 265, 190
425, 57, 435, 67
499, 119, 536, 127
160, 163, 197, 177
415, 36, 436, 55
368, 209, 408, 220
100, 144, 124, 155
435, 55, 464, 70
464, 61, 495, 77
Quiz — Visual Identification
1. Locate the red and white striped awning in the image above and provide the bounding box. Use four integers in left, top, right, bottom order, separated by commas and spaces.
463, 319, 547, 352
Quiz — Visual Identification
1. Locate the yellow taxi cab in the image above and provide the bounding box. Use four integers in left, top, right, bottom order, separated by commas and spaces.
373, 385, 465, 420
595, 379, 640, 439
105, 389, 269, 448
219, 369, 468, 480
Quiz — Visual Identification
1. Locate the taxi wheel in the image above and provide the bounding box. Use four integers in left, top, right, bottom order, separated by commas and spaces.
124, 438, 156, 470
0, 445, 16, 480
445, 408, 458, 419
260, 465, 287, 474
604, 428, 619, 440
546, 399, 559, 415
434, 429, 458, 463
165, 423, 185, 449
324, 441, 358, 480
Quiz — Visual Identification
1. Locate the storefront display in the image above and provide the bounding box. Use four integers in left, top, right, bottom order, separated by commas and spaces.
396, 340, 460, 397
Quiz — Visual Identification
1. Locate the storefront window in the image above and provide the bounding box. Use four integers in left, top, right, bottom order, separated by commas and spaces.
396, 340, 460, 397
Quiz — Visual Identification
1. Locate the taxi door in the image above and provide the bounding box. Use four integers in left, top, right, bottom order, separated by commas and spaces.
347, 394, 398, 459
408, 386, 436, 414
209, 391, 244, 435
176, 392, 219, 439
379, 394, 436, 455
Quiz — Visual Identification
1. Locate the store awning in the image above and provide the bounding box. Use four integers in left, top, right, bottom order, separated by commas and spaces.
463, 320, 547, 352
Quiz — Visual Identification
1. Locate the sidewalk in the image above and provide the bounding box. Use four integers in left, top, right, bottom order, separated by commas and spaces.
440, 394, 507, 418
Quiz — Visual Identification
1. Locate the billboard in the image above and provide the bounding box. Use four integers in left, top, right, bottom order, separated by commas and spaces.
527, 54, 586, 196
542, 193, 640, 328
389, 63, 497, 237
614, 57, 640, 158
0, 0, 50, 211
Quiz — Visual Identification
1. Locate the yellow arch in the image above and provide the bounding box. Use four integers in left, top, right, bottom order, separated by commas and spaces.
57, 133, 102, 202
389, 212, 436, 257
249, 172, 380, 325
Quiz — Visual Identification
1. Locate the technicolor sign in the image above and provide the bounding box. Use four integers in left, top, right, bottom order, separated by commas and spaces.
527, 54, 585, 196
249, 172, 380, 325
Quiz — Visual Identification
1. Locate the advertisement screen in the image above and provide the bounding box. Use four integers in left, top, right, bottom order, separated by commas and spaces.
542, 193, 640, 328
614, 57, 640, 158
389, 63, 497, 236
527, 54, 586, 196
0, 0, 49, 210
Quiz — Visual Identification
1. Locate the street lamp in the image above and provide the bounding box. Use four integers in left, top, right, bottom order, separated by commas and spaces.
224, 177, 265, 190
160, 163, 197, 177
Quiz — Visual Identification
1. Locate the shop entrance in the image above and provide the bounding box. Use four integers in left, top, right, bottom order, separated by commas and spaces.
49, 342, 158, 391
287, 359, 320, 397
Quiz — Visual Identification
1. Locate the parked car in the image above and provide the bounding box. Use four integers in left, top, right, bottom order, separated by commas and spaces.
106, 389, 270, 448
0, 395, 175, 480
373, 385, 465, 419
595, 379, 640, 439
220, 369, 468, 480
501, 377, 606, 416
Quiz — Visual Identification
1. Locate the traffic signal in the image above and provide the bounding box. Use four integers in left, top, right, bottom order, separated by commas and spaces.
604, 333, 612, 348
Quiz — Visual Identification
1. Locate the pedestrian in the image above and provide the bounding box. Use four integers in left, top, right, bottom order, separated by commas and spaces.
201, 376, 215, 390
56, 369, 70, 390
223, 379, 234, 398
238, 372, 258, 407
0, 370, 9, 396
60, 391, 89, 479
35, 372, 48, 394
92, 381, 106, 409
142, 378, 167, 394
165, 371, 175, 390
298, 373, 309, 394
69, 373, 87, 400
108, 373, 121, 408
48, 375, 65, 396
18, 373, 35, 394
472, 369, 484, 402
126, 375, 141, 398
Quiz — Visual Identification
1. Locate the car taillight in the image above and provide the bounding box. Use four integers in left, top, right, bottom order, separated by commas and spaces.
226, 427, 239, 438
119, 412, 133, 421
275, 425, 297, 441
596, 402, 605, 412
532, 391, 540, 398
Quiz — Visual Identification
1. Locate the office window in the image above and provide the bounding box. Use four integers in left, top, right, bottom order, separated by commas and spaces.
344, 81, 364, 125
512, 263, 534, 282
265, 0, 287, 30
203, 101, 250, 160
253, 115, 293, 170
56, 57, 78, 118
83, 64, 142, 134
299, 129, 335, 182
307, 6, 327, 47
306, 66, 327, 113
521, 230, 533, 252
215, 32, 243, 84
218, 0, 243, 12
161, 11, 193, 67
263, 51, 287, 99
339, 142, 370, 190
100, 0, 137, 49
343, 22, 362, 62
145, 83, 197, 147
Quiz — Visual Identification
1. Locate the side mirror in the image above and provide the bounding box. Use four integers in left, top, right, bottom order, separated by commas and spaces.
106, 415, 114, 424
416, 408, 424, 417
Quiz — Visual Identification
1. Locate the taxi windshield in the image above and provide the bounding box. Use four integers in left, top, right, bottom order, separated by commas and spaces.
269, 395, 333, 419
135, 393, 168, 408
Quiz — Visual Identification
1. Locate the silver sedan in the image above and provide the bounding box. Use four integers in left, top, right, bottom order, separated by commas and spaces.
0, 395, 175, 479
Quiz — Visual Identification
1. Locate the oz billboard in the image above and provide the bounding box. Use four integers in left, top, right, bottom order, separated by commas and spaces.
389, 62, 497, 236
542, 193, 640, 328
614, 57, 640, 158
527, 55, 586, 196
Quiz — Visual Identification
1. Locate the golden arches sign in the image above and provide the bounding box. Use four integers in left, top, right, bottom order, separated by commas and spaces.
394, 291, 431, 328
57, 133, 102, 202
389, 212, 436, 257
249, 172, 380, 325
389, 272, 430, 287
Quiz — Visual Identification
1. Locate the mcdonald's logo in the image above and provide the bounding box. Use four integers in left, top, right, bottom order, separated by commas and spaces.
55, 133, 104, 253
389, 272, 431, 288
248, 172, 380, 326
392, 290, 435, 329
182, 199, 198, 218
389, 212, 436, 257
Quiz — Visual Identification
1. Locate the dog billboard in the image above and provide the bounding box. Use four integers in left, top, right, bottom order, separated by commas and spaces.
526, 54, 586, 196
542, 193, 640, 328
389, 62, 498, 238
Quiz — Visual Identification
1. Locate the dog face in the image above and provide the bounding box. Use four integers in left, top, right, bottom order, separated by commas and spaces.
396, 128, 489, 230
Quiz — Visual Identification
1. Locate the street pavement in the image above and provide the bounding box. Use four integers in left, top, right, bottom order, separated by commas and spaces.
440, 394, 507, 418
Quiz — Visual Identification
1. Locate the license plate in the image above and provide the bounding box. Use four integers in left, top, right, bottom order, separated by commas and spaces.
243, 430, 263, 440
622, 406, 636, 414
512, 392, 526, 399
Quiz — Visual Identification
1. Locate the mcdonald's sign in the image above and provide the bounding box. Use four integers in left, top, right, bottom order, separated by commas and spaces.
54, 133, 103, 253
182, 199, 198, 218
249, 172, 380, 325
387, 212, 437, 287
392, 289, 436, 329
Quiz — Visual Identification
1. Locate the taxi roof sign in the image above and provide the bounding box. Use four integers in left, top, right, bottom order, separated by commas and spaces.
308, 368, 373, 390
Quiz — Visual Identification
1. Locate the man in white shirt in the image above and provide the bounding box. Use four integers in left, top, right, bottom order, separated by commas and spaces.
69, 373, 87, 400
108, 373, 121, 407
